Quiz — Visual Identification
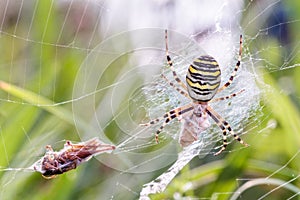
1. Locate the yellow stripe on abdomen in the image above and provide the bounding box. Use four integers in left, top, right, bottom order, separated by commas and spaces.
186, 78, 220, 90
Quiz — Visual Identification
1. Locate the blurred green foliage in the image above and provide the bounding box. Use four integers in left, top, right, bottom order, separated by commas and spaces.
0, 1, 299, 200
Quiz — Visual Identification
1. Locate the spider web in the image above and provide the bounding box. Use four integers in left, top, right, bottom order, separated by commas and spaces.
0, 0, 299, 199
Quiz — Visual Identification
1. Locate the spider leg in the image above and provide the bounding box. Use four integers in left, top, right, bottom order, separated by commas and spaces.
205, 106, 248, 156
165, 29, 187, 91
161, 74, 190, 98
209, 89, 245, 103
141, 103, 193, 143
217, 35, 243, 93
205, 108, 229, 156
140, 103, 193, 126
155, 104, 193, 143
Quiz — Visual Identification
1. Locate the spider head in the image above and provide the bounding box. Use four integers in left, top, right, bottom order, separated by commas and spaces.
192, 102, 207, 117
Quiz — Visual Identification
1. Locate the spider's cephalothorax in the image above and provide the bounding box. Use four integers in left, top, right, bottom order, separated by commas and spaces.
186, 55, 221, 102
141, 30, 248, 155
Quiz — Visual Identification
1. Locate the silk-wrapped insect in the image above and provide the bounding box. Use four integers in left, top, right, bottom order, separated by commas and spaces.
33, 138, 115, 179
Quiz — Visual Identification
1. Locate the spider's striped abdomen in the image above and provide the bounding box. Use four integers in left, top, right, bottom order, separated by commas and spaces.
186, 55, 221, 102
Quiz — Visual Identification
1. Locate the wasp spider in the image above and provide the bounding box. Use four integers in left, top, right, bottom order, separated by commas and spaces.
142, 30, 248, 155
